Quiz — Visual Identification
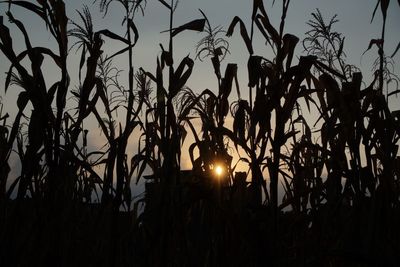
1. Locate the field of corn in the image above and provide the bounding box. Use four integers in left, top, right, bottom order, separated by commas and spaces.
1, 0, 400, 266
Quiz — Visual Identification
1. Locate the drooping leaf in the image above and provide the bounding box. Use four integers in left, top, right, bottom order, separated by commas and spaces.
282, 34, 299, 70
128, 18, 139, 45
0, 15, 13, 50
226, 16, 253, 54
134, 0, 146, 15
298, 87, 319, 113
283, 131, 300, 146
253, 0, 280, 43
168, 19, 206, 37
170, 56, 194, 98
255, 14, 280, 46
371, 0, 381, 23
319, 73, 341, 109
211, 55, 221, 79
105, 44, 135, 61
158, 0, 171, 9
362, 39, 383, 55
388, 90, 400, 97
140, 67, 156, 83
7, 12, 33, 51
252, 0, 261, 20
220, 63, 238, 98
4, 70, 13, 93
3, 1, 47, 22
160, 44, 173, 68
248, 56, 263, 88
97, 29, 129, 44
314, 59, 347, 80
391, 41, 400, 58
233, 100, 249, 143
17, 91, 29, 110
253, 16, 273, 49
253, 93, 271, 144
179, 124, 187, 146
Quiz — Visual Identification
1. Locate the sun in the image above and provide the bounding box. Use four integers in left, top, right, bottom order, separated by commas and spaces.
214, 165, 224, 177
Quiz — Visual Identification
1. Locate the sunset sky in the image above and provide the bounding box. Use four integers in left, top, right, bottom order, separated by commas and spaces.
0, 0, 399, 193
1, 0, 399, 101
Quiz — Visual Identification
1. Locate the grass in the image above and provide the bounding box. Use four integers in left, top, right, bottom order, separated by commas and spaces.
0, 0, 400, 266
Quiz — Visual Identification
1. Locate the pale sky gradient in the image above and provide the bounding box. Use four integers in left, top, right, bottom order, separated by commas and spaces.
1, 0, 399, 95
1, 0, 399, 109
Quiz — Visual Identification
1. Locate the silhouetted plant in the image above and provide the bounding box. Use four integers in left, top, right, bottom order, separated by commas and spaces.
0, 0, 400, 266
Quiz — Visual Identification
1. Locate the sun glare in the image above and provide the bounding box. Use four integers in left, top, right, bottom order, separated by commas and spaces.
215, 165, 224, 177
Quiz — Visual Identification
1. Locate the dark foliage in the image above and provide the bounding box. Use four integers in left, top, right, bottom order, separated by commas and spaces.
0, 0, 399, 266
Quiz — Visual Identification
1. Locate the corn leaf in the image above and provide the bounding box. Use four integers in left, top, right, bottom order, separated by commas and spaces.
253, 0, 280, 43
98, 29, 129, 44
79, 43, 86, 82
314, 59, 347, 80
158, 0, 171, 9
128, 18, 139, 45
2, 1, 47, 22
16, 91, 29, 110
0, 16, 13, 50
391, 41, 400, 58
169, 19, 206, 37
233, 100, 249, 144
371, 0, 381, 23
248, 56, 263, 88
380, 0, 389, 21
362, 39, 383, 56
226, 16, 253, 55
282, 34, 299, 70
171, 56, 194, 98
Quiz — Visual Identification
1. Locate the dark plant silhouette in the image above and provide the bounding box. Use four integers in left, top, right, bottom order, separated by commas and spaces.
0, 0, 399, 266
